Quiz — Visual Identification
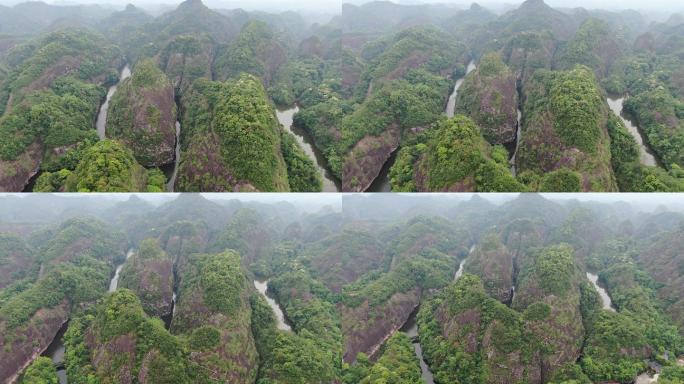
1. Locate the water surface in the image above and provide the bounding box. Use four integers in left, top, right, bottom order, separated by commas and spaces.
254, 280, 292, 331
586, 272, 615, 311
109, 249, 134, 292
607, 97, 658, 167
96, 65, 131, 140
276, 107, 340, 192
445, 60, 477, 118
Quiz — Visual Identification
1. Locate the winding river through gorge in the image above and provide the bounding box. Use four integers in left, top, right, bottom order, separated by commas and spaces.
585, 272, 662, 383
397, 244, 474, 383
254, 280, 292, 331
367, 60, 477, 192
607, 97, 658, 167
96, 65, 131, 140
276, 107, 341, 192
586, 272, 615, 312
40, 249, 134, 384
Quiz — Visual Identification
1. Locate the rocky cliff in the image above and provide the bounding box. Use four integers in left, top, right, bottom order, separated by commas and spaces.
107, 59, 177, 167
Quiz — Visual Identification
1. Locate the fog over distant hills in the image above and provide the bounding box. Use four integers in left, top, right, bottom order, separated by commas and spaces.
1, 0, 682, 13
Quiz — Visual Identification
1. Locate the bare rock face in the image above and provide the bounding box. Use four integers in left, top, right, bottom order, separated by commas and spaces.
339, 287, 421, 362
456, 53, 519, 145
0, 141, 42, 192
119, 239, 174, 318
107, 59, 177, 167
0, 233, 35, 289
342, 125, 400, 192
0, 300, 69, 383
171, 251, 258, 384
464, 233, 515, 303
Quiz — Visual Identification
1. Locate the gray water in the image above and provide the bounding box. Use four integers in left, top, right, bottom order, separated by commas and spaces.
365, 148, 399, 193
586, 272, 615, 312
40, 248, 132, 384
276, 107, 340, 192
365, 60, 476, 192
96, 65, 131, 140
165, 121, 181, 192
455, 245, 475, 280
109, 249, 134, 292
254, 280, 292, 331
401, 310, 435, 384
636, 373, 660, 384
445, 60, 477, 118
510, 108, 523, 175
42, 322, 68, 384
607, 97, 657, 167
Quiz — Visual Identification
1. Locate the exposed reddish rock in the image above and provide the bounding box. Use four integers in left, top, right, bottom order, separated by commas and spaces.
342, 126, 400, 192
456, 53, 519, 145
465, 234, 514, 303
0, 141, 42, 192
176, 133, 257, 192
0, 233, 34, 289
107, 60, 177, 167
0, 300, 69, 383
339, 287, 421, 362
638, 228, 684, 334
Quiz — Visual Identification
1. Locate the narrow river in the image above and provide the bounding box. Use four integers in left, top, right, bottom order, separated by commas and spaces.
510, 107, 523, 176
586, 272, 615, 312
276, 107, 341, 192
163, 121, 181, 192
365, 148, 399, 193
606, 97, 658, 167
40, 249, 133, 384
400, 308, 435, 384
96, 65, 131, 140
109, 248, 134, 292
367, 60, 477, 192
399, 243, 475, 383
41, 322, 68, 384
254, 280, 292, 331
455, 245, 474, 280
445, 60, 477, 118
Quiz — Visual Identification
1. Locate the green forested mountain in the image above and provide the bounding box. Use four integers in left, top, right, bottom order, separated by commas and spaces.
0, 193, 682, 383
1, 0, 683, 191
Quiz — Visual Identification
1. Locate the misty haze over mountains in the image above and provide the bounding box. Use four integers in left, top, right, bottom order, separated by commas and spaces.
0, 0, 682, 19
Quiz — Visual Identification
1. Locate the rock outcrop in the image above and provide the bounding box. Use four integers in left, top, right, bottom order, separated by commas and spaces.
456, 53, 519, 145
119, 239, 174, 318
107, 59, 177, 167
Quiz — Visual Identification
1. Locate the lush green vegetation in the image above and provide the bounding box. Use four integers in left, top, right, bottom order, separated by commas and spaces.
390, 115, 526, 191
178, 75, 290, 192
268, 269, 343, 382
63, 140, 165, 192
0, 78, 102, 161
107, 59, 177, 166
280, 131, 323, 192
344, 333, 423, 384
606, 113, 684, 191
1, 194, 683, 383
21, 357, 59, 384
455, 52, 519, 145
171, 250, 259, 382
119, 238, 173, 317
517, 66, 616, 191
624, 88, 684, 170
64, 289, 192, 383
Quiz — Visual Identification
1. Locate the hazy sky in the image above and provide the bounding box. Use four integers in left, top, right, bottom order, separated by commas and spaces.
7, 0, 683, 14
5, 193, 682, 213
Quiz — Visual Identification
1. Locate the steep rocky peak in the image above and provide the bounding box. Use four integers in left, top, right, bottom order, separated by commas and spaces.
519, 0, 549, 11
470, 2, 483, 11
177, 0, 208, 12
